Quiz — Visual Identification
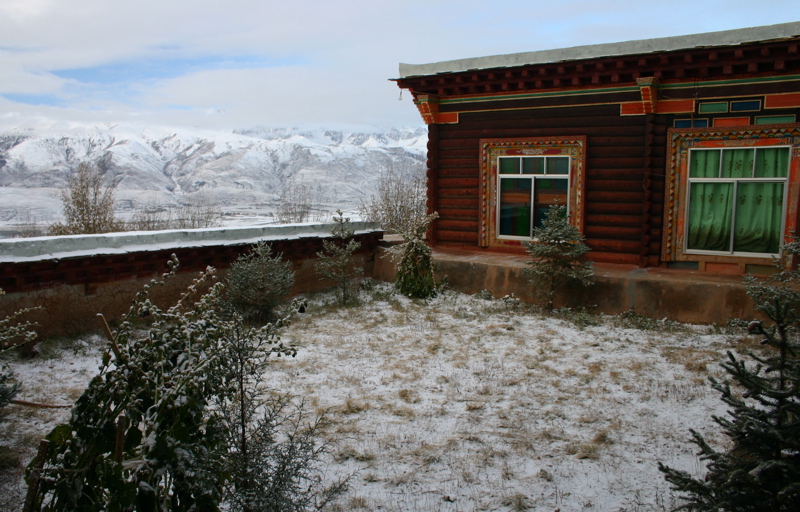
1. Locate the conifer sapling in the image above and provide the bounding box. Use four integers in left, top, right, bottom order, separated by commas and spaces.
658, 236, 800, 511
522, 204, 594, 310
391, 212, 441, 298
315, 210, 363, 305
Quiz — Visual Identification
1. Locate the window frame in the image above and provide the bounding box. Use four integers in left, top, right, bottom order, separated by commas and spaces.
479, 137, 586, 249
663, 125, 800, 269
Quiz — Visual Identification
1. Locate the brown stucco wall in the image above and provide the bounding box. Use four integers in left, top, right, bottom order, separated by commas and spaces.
374, 246, 761, 325
0, 225, 381, 340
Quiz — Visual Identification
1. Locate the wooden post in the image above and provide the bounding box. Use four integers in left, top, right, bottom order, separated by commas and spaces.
22, 439, 50, 512
115, 414, 127, 463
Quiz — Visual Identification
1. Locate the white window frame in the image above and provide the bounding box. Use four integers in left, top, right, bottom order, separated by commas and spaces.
495, 155, 571, 240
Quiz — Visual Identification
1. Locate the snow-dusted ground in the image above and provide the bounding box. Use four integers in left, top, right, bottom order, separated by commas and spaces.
1, 282, 749, 511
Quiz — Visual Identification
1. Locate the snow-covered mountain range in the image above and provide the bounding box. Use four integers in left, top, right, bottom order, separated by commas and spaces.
0, 122, 428, 234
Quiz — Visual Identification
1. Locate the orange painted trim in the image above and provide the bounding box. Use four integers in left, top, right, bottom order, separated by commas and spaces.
620, 98, 694, 116
437, 112, 459, 124
765, 92, 800, 109
655, 99, 695, 114
713, 117, 750, 127
620, 102, 645, 116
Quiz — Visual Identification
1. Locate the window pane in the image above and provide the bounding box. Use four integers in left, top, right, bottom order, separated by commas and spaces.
546, 157, 569, 175
533, 178, 568, 228
755, 147, 790, 178
521, 157, 544, 174
687, 182, 733, 251
730, 100, 761, 112
499, 158, 519, 174
734, 182, 784, 254
721, 149, 754, 178
690, 150, 721, 177
499, 178, 532, 236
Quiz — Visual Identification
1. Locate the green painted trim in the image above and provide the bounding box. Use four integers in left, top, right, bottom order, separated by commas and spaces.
699, 102, 729, 113
660, 73, 800, 90
435, 74, 800, 106
438, 86, 639, 104
756, 115, 796, 124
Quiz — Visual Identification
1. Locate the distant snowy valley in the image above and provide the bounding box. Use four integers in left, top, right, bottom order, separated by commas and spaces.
0, 122, 428, 236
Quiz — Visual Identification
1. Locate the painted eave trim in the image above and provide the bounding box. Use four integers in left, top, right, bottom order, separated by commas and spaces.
397, 22, 800, 79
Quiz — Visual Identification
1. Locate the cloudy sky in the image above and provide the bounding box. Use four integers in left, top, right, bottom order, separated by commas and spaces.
1, 0, 798, 131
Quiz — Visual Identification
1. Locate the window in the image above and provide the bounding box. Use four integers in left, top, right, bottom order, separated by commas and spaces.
663, 125, 800, 269
497, 155, 569, 238
479, 137, 586, 249
685, 146, 789, 255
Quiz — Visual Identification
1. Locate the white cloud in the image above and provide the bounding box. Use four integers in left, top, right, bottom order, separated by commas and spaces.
0, 0, 798, 130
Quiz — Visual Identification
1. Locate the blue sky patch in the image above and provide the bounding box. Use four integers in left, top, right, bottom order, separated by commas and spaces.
3, 93, 65, 107
52, 54, 306, 85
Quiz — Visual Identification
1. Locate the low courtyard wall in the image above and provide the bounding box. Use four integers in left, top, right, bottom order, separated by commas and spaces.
1, 226, 766, 341
0, 223, 383, 338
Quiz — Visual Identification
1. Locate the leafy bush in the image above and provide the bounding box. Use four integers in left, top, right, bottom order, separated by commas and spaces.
659, 237, 800, 511
391, 212, 441, 298
316, 210, 363, 306
226, 242, 295, 323
522, 204, 594, 310
48, 162, 122, 235
29, 258, 341, 512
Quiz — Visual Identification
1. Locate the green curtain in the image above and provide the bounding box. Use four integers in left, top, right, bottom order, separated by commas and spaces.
687, 182, 733, 251
755, 147, 790, 178
721, 149, 754, 178
690, 149, 721, 178
734, 182, 784, 253
687, 147, 787, 254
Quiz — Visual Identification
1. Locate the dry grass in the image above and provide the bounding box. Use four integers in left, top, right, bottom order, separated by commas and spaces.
1, 282, 751, 512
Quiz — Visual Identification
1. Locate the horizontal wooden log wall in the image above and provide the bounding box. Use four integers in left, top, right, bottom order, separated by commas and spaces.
428, 102, 663, 266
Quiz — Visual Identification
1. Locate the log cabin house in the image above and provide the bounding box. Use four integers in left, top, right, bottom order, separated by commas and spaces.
393, 22, 800, 275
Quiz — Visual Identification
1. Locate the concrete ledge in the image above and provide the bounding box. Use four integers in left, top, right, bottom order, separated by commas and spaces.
0, 221, 381, 263
375, 247, 761, 324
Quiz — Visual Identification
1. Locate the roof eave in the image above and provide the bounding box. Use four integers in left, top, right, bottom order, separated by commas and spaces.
397, 21, 800, 79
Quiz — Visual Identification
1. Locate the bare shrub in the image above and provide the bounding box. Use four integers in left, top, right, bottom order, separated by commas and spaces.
12, 211, 45, 238
360, 160, 426, 234
173, 192, 221, 229
48, 161, 122, 235
276, 180, 323, 224
127, 193, 221, 231
126, 195, 173, 231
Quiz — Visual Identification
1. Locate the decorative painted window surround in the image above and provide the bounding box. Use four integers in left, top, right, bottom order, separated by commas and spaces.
662, 124, 800, 270
479, 137, 587, 249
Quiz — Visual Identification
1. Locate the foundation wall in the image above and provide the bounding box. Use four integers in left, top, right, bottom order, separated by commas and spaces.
374, 246, 762, 325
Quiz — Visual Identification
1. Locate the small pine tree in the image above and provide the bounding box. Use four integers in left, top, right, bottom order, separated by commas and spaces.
522, 204, 594, 310
226, 242, 295, 324
391, 212, 441, 298
211, 300, 348, 512
315, 210, 363, 306
48, 161, 122, 235
658, 237, 800, 511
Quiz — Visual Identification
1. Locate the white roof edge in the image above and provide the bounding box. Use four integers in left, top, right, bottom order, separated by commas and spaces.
398, 22, 800, 79
0, 222, 383, 263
